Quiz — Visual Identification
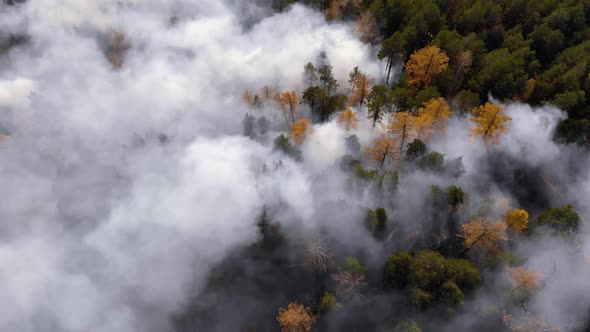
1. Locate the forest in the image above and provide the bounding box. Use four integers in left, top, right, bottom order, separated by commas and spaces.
0, 0, 589, 332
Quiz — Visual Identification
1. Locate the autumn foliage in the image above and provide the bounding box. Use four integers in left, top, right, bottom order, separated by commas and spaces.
416, 98, 452, 135
505, 209, 529, 233
469, 103, 511, 142
337, 109, 360, 131
405, 46, 449, 94
277, 303, 316, 332
388, 112, 414, 152
348, 71, 373, 107
365, 134, 399, 171
291, 118, 312, 144
459, 218, 508, 253
503, 309, 560, 332
507, 267, 541, 291
280, 91, 299, 124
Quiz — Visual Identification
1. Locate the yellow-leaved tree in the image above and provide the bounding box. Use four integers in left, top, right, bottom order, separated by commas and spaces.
365, 133, 399, 171
459, 217, 508, 256
277, 302, 316, 332
507, 267, 541, 291
337, 109, 360, 131
505, 209, 529, 233
387, 112, 415, 153
469, 103, 511, 142
291, 118, 312, 144
405, 45, 449, 94
416, 97, 452, 134
280, 91, 299, 124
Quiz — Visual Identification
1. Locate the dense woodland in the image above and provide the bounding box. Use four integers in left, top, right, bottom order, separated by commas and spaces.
1, 0, 590, 332
270, 0, 590, 146
184, 1, 590, 331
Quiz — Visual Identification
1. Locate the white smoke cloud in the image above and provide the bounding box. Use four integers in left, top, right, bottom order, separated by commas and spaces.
1, 0, 588, 331
0, 1, 384, 331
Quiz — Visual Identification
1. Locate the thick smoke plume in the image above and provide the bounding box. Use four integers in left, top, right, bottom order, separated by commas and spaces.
0, 1, 588, 331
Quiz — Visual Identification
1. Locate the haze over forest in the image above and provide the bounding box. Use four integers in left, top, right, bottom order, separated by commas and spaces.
1, 0, 590, 331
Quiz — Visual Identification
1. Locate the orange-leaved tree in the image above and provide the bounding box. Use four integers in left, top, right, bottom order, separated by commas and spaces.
503, 308, 560, 332
259, 85, 277, 103
349, 72, 373, 107
337, 108, 360, 131
365, 133, 399, 171
458, 217, 508, 256
242, 89, 255, 107
277, 302, 316, 332
405, 45, 449, 94
291, 118, 312, 144
387, 112, 415, 153
469, 103, 511, 142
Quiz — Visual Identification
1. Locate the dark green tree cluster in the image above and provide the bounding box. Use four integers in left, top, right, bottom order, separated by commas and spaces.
301, 61, 348, 122
368, 0, 590, 146
384, 250, 481, 310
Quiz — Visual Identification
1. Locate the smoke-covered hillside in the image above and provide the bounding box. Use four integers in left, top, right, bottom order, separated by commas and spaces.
0, 1, 589, 331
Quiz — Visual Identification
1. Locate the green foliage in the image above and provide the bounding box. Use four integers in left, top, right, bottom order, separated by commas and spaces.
418, 151, 445, 172
410, 288, 433, 310
348, 159, 379, 181
441, 280, 464, 304
256, 208, 285, 250
318, 64, 339, 93
394, 320, 422, 332
406, 139, 428, 160
365, 207, 388, 239
340, 257, 366, 276
273, 134, 302, 161
412, 86, 441, 108
445, 259, 481, 289
367, 0, 590, 142
485, 250, 527, 268
446, 186, 465, 209
318, 292, 337, 314
534, 204, 582, 235
470, 48, 528, 100
377, 170, 399, 193
367, 85, 394, 128
384, 250, 481, 310
410, 250, 446, 290
556, 118, 590, 146
384, 251, 413, 289
453, 90, 480, 114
